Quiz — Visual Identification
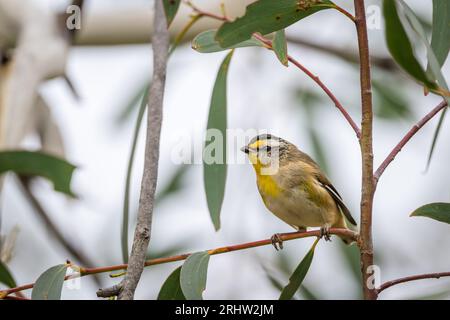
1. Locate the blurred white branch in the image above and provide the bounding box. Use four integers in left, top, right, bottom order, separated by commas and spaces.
0, 0, 68, 150
75, 0, 250, 46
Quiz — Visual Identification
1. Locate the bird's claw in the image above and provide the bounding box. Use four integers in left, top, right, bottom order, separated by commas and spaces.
271, 233, 284, 251
320, 226, 331, 242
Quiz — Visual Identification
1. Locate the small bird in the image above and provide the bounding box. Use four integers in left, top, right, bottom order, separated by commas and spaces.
241, 134, 356, 248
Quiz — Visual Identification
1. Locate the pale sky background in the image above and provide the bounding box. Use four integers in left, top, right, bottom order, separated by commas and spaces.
2, 0, 450, 299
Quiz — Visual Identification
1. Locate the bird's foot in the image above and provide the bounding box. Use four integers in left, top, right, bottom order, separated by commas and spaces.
270, 233, 284, 251
320, 226, 332, 242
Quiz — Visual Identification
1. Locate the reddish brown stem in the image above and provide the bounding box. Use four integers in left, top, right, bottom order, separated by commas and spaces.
1, 228, 356, 298
374, 100, 448, 185
354, 0, 377, 300
377, 272, 450, 294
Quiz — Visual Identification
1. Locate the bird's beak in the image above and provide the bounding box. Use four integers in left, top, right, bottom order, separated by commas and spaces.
240, 145, 249, 154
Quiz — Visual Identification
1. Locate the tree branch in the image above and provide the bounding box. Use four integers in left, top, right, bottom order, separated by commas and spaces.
117, 0, 169, 300
0, 228, 357, 298
374, 100, 448, 185
354, 0, 377, 300
377, 272, 450, 294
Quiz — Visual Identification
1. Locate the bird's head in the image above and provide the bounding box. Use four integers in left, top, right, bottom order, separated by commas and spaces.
240, 134, 290, 174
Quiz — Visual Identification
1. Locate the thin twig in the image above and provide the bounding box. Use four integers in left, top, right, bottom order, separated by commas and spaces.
354, 0, 377, 300
374, 100, 448, 185
377, 272, 450, 294
188, 4, 361, 139
117, 0, 170, 300
1, 228, 357, 298
332, 4, 356, 22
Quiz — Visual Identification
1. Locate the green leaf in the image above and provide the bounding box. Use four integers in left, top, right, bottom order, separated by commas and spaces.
0, 151, 76, 196
410, 202, 450, 224
427, 108, 447, 169
203, 51, 233, 231
216, 0, 335, 48
158, 266, 186, 300
180, 252, 210, 300
399, 1, 449, 92
372, 79, 412, 121
279, 238, 319, 300
115, 82, 149, 126
382, 0, 437, 90
155, 165, 189, 204
430, 0, 450, 67
31, 264, 68, 300
273, 29, 288, 66
308, 127, 329, 174
0, 261, 16, 288
262, 263, 318, 300
395, 0, 450, 168
122, 86, 150, 263
162, 0, 181, 27
192, 30, 264, 53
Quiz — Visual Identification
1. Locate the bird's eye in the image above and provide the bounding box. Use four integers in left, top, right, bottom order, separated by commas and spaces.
262, 145, 271, 153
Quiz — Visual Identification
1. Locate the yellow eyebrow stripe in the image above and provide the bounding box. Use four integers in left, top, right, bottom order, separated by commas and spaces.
249, 140, 267, 149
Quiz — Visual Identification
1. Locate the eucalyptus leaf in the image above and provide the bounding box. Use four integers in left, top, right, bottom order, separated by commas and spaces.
203, 51, 233, 231
192, 30, 263, 53
372, 79, 412, 121
0, 151, 76, 197
180, 252, 210, 300
273, 29, 288, 66
122, 86, 149, 263
158, 266, 186, 300
410, 202, 450, 224
396, 0, 450, 168
155, 165, 188, 205
216, 0, 335, 48
31, 264, 68, 300
162, 0, 181, 27
279, 238, 319, 300
382, 1, 437, 90
0, 261, 16, 288
430, 0, 450, 67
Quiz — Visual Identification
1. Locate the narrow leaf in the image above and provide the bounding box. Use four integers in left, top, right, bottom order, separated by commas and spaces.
162, 0, 181, 27
427, 108, 447, 169
430, 0, 450, 67
203, 51, 233, 231
192, 30, 264, 53
0, 261, 16, 288
372, 79, 412, 121
279, 238, 319, 300
115, 81, 149, 125
382, 0, 437, 90
410, 202, 450, 224
399, 1, 449, 92
216, 0, 334, 48
396, 0, 450, 168
0, 151, 76, 196
155, 165, 188, 204
31, 264, 68, 300
158, 266, 186, 300
180, 252, 210, 300
273, 29, 289, 66
122, 86, 150, 263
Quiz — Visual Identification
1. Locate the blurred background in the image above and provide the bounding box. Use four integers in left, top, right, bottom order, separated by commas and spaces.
1, 0, 449, 300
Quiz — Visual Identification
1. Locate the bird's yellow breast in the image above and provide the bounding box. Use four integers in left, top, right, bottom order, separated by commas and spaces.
256, 173, 281, 198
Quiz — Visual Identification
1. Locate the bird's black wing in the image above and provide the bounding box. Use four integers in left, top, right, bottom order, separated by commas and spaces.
317, 175, 357, 226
